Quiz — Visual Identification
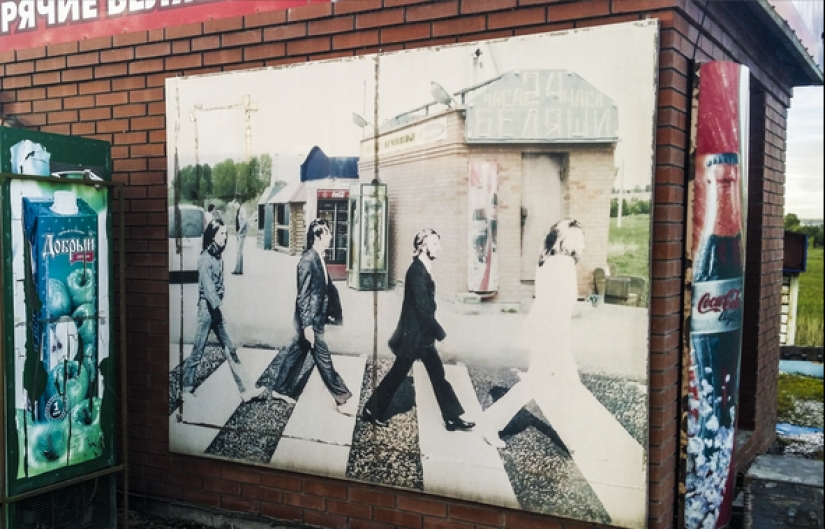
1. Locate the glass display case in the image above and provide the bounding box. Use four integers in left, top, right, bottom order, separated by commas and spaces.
347, 183, 388, 291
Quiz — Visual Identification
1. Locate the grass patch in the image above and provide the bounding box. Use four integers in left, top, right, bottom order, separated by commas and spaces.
777, 373, 824, 428
796, 247, 823, 346
608, 214, 651, 281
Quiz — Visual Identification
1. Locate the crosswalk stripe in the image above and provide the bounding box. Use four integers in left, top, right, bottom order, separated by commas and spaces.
270, 354, 367, 478
529, 375, 646, 529
413, 362, 519, 509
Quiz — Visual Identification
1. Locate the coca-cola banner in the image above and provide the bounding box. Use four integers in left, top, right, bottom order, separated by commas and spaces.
0, 0, 323, 51
167, 20, 660, 529
682, 61, 749, 529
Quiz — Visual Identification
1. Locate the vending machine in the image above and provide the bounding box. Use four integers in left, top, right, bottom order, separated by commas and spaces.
347, 183, 389, 291
0, 128, 125, 529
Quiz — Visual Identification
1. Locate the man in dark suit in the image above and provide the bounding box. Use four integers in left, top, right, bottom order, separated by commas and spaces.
270, 218, 352, 412
361, 228, 475, 431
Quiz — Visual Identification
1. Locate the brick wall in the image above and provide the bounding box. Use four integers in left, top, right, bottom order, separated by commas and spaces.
0, 1, 797, 528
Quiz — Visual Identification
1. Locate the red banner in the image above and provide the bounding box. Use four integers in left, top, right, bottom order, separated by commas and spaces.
1, 0, 325, 51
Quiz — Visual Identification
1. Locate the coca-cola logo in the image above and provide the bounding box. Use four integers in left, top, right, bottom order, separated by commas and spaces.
697, 289, 741, 314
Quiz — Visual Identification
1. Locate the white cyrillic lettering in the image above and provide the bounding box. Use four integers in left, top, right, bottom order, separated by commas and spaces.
108, 0, 127, 15
57, 0, 80, 24
37, 0, 56, 25
81, 0, 98, 20
18, 0, 35, 30
1, 1, 18, 33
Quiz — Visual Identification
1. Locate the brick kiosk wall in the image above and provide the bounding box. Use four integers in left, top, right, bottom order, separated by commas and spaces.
0, 1, 800, 528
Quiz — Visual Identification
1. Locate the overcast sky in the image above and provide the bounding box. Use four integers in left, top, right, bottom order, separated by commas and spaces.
785, 85, 824, 221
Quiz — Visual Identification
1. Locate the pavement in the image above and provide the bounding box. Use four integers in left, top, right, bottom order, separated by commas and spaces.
165, 235, 651, 529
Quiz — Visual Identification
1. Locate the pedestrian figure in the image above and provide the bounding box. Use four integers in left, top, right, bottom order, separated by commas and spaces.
231, 198, 248, 275
478, 219, 584, 448
361, 228, 475, 431
269, 218, 353, 413
182, 218, 265, 404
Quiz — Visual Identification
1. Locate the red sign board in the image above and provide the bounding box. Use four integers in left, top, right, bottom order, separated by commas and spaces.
1, 0, 326, 51
317, 189, 348, 200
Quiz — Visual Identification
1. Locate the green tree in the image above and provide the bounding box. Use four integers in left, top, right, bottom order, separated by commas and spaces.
784, 213, 801, 231
211, 159, 238, 200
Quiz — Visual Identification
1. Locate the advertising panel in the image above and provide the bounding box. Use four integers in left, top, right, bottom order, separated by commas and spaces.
2, 176, 114, 496
167, 21, 658, 529
0, 0, 325, 51
682, 61, 749, 529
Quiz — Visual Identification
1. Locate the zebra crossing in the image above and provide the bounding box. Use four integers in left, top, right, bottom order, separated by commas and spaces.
168, 343, 646, 529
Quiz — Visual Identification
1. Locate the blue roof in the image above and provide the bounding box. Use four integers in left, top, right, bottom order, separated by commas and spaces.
300, 146, 358, 181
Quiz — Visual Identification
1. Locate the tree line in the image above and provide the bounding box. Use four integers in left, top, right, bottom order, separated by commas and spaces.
785, 213, 824, 248
610, 197, 651, 217
171, 153, 285, 205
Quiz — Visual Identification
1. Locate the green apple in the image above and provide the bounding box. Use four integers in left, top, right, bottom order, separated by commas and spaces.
45, 278, 72, 318
27, 419, 68, 466
69, 398, 103, 462
49, 360, 89, 413
72, 304, 96, 347
66, 267, 96, 308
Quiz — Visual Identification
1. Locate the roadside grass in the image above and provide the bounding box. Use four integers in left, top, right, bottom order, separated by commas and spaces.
796, 247, 823, 346
608, 214, 651, 281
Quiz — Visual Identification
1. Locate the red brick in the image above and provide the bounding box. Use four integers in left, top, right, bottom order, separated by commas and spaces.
67, 52, 99, 68
6, 62, 35, 75
304, 479, 347, 500
462, 0, 517, 14
113, 31, 148, 47
36, 56, 66, 72
283, 492, 325, 511
80, 107, 112, 121
224, 30, 263, 47
49, 110, 78, 125
136, 42, 171, 59
79, 36, 112, 51
397, 495, 447, 517
17, 47, 46, 60
433, 16, 487, 37
503, 511, 562, 529
349, 487, 396, 507
288, 2, 334, 22
17, 87, 47, 101
101, 47, 135, 63
3, 75, 33, 89
261, 503, 302, 523
130, 59, 165, 75
112, 103, 147, 118
166, 55, 203, 71
204, 16, 244, 34
327, 499, 373, 519
407, 1, 460, 22
192, 35, 222, 52
244, 42, 286, 62
333, 30, 380, 50
203, 49, 243, 66
309, 15, 355, 36
613, 0, 679, 13
489, 7, 547, 29
34, 99, 62, 113
166, 22, 203, 40
246, 9, 289, 27
304, 511, 347, 529
375, 507, 422, 528
33, 71, 60, 85
334, 0, 383, 15
449, 504, 501, 525
95, 63, 128, 78
264, 23, 308, 41
287, 37, 332, 56
47, 41, 79, 56
381, 23, 431, 44
64, 95, 96, 110
424, 519, 475, 529
547, 0, 611, 21
356, 9, 405, 29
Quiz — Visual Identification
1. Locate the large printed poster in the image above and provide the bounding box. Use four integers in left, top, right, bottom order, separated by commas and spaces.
167, 21, 659, 529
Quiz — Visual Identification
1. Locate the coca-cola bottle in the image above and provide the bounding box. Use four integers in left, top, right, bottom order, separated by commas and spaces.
685, 61, 747, 529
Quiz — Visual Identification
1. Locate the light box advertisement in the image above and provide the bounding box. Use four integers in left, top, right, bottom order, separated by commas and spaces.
166, 20, 659, 529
